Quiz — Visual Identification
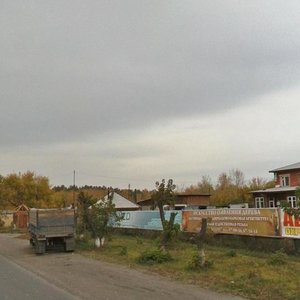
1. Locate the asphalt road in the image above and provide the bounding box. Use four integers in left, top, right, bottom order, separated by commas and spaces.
0, 253, 78, 300
0, 234, 246, 300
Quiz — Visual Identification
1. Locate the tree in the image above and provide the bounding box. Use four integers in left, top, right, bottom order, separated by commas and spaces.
296, 187, 300, 203
282, 187, 300, 219
77, 191, 121, 248
230, 169, 245, 188
151, 179, 178, 252
90, 193, 121, 247
0, 171, 52, 208
248, 177, 275, 190
196, 218, 208, 267
77, 191, 95, 234
185, 175, 214, 194
212, 169, 250, 206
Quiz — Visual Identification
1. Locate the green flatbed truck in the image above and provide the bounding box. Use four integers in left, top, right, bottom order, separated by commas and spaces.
29, 208, 75, 254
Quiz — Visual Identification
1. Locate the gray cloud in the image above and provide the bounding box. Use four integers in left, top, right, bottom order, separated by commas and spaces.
1, 0, 300, 148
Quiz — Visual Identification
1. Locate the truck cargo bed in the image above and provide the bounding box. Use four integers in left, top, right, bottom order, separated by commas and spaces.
28, 208, 75, 254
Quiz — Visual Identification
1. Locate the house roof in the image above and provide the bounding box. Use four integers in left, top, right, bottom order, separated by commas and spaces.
15, 204, 29, 211
269, 162, 300, 173
138, 192, 211, 203
136, 197, 151, 204
137, 193, 211, 205
251, 186, 298, 194
97, 192, 140, 209
176, 193, 211, 197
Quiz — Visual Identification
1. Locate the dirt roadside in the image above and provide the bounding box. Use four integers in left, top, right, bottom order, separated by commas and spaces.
0, 234, 245, 300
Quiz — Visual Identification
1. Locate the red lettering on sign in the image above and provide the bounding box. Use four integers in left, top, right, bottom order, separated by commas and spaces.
294, 217, 300, 227
284, 213, 294, 227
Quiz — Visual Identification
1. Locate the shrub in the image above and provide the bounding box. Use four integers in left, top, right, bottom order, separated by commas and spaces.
247, 270, 260, 280
136, 236, 143, 245
185, 252, 213, 271
119, 246, 127, 256
137, 249, 173, 265
267, 249, 287, 266
225, 249, 237, 257
75, 237, 95, 251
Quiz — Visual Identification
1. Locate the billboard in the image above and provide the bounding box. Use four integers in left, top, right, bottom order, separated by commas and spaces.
115, 210, 182, 231
280, 209, 300, 239
113, 208, 300, 239
182, 208, 280, 237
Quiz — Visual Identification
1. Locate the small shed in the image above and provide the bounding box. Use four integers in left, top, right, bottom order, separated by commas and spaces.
13, 204, 29, 229
176, 193, 211, 208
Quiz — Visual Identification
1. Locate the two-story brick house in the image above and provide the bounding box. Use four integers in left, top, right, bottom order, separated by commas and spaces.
251, 162, 300, 208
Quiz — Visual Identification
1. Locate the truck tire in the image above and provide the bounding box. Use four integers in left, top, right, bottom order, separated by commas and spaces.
64, 237, 75, 252
35, 240, 46, 254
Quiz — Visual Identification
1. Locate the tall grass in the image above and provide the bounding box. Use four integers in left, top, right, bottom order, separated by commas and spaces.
77, 233, 300, 300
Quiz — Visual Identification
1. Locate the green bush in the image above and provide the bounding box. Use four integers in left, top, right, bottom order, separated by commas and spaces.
267, 249, 287, 266
247, 270, 261, 280
119, 246, 127, 256
137, 249, 173, 265
136, 236, 143, 245
225, 249, 237, 257
186, 252, 213, 271
75, 237, 95, 251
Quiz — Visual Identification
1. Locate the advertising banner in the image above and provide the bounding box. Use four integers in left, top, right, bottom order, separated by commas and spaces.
280, 209, 300, 239
182, 208, 280, 237
115, 210, 182, 231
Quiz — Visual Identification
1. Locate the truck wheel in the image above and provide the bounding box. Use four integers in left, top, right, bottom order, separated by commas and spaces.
35, 241, 46, 254
64, 237, 75, 252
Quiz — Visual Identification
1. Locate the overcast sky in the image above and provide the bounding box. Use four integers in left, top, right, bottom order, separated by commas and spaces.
1, 1, 300, 189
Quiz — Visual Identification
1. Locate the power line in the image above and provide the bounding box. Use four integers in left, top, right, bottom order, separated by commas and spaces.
50, 170, 200, 189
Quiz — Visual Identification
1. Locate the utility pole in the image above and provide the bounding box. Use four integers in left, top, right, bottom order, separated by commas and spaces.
73, 170, 76, 208
72, 170, 78, 231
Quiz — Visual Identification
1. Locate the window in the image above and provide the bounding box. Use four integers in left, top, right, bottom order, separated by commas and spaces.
255, 197, 264, 208
269, 198, 275, 208
287, 196, 298, 208
280, 175, 290, 187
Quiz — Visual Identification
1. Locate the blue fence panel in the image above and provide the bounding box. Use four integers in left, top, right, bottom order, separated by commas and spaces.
114, 210, 182, 231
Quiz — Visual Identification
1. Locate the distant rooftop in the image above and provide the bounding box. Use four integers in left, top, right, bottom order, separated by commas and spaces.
176, 192, 211, 196
97, 192, 140, 209
251, 186, 298, 193
269, 162, 300, 173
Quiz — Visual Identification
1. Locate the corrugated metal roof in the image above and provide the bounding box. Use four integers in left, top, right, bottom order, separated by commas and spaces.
269, 162, 300, 173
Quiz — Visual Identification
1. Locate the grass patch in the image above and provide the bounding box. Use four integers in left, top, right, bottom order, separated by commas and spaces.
185, 251, 214, 271
267, 249, 288, 266
225, 249, 237, 257
137, 249, 173, 265
76, 238, 95, 251
77, 234, 300, 300
119, 246, 128, 256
